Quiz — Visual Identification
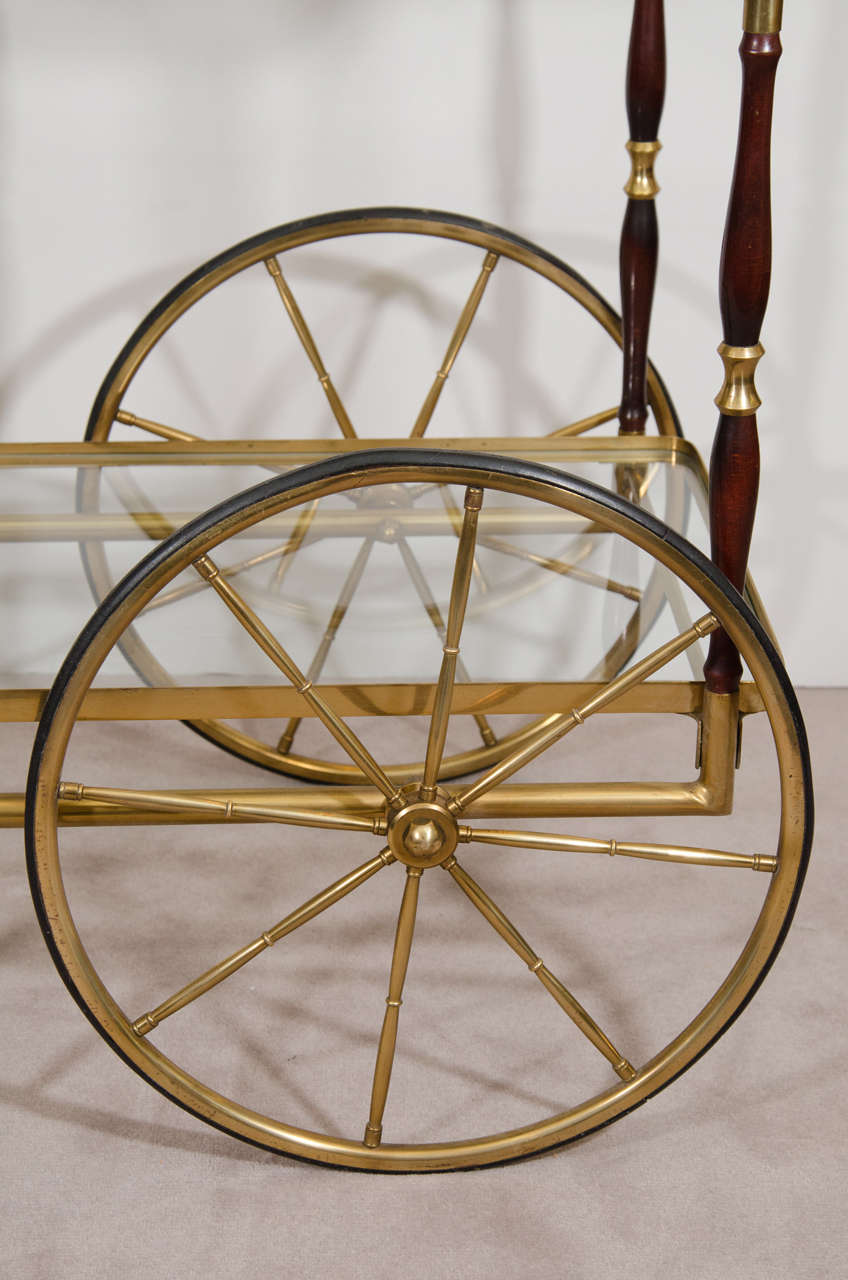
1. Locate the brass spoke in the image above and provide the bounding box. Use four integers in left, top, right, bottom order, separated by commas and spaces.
546, 406, 619, 439
410, 251, 499, 438
142, 541, 301, 614
58, 781, 382, 833
132, 847, 395, 1036
638, 485, 703, 680
265, 256, 357, 438
191, 553, 403, 804
364, 866, 422, 1147
439, 484, 490, 595
114, 408, 201, 443
449, 613, 719, 813
637, 462, 661, 500
111, 412, 316, 602
422, 487, 484, 797
277, 537, 375, 755
443, 856, 635, 1080
396, 533, 496, 750
270, 497, 321, 589
466, 826, 777, 872
104, 463, 179, 543
479, 532, 641, 601
661, 570, 705, 680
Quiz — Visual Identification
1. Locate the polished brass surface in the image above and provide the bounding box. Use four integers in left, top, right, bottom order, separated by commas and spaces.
364, 866, 422, 1145
477, 533, 641, 601
444, 856, 635, 1081
624, 140, 662, 200
395, 534, 496, 747
411, 251, 499, 437
467, 826, 776, 872
0, 776, 754, 830
81, 215, 680, 454
743, 0, 783, 33
715, 342, 765, 416
73, 212, 686, 784
547, 406, 619, 439
386, 791, 461, 869
191, 551, 403, 806
276, 536, 374, 754
0, 681, 765, 726
697, 689, 740, 815
27, 459, 809, 1169
2, 684, 750, 828
144, 499, 318, 614
114, 410, 199, 443
0, 504, 602, 542
437, 482, 491, 600
132, 847, 394, 1035
0, 434, 701, 467
421, 486, 482, 797
449, 614, 718, 814
264, 256, 356, 438
56, 781, 381, 834
144, 539, 296, 614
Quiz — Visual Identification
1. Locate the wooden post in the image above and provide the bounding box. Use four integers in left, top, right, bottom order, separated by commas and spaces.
704, 0, 782, 694
618, 0, 665, 435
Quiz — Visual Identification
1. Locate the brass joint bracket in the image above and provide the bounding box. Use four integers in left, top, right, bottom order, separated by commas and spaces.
696, 690, 741, 815
624, 140, 661, 200
714, 342, 764, 416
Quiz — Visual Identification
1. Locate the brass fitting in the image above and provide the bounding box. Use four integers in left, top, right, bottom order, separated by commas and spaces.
714, 342, 764, 416
743, 0, 783, 35
624, 140, 661, 200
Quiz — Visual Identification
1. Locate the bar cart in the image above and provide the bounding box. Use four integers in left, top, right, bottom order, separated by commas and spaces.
5, 0, 811, 1170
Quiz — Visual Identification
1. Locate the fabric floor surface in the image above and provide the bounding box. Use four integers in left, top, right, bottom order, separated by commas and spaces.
2, 688, 843, 1279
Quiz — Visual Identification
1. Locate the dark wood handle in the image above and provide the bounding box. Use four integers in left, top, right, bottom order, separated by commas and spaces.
705, 27, 781, 694
619, 200, 658, 435
719, 33, 781, 344
618, 0, 665, 436
706, 414, 761, 692
626, 0, 666, 140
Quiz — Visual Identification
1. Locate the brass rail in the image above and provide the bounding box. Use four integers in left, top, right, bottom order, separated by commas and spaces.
0, 681, 765, 724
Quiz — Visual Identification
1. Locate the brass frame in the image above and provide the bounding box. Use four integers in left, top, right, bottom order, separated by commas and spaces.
26, 454, 811, 1171
74, 209, 685, 784
5, 0, 807, 1175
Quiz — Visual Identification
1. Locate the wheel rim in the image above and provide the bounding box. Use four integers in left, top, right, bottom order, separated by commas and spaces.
32, 450, 810, 1171
78, 208, 683, 782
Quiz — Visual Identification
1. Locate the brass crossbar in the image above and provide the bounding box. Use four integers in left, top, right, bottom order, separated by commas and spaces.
0, 682, 766, 723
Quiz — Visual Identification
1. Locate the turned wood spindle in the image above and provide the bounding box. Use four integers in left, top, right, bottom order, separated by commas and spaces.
704, 0, 782, 695
618, 0, 665, 436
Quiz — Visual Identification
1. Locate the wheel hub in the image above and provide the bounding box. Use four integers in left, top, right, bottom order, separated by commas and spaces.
386, 791, 459, 869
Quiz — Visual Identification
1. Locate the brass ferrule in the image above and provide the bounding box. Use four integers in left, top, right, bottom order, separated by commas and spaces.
624, 140, 661, 200
714, 342, 764, 416
363, 1123, 382, 1148
743, 0, 783, 34
193, 554, 219, 582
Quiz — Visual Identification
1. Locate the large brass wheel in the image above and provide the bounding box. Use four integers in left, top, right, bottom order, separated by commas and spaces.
79, 208, 683, 782
30, 451, 810, 1171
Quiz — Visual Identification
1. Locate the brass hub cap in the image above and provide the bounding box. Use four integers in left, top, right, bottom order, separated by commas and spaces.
386, 796, 459, 869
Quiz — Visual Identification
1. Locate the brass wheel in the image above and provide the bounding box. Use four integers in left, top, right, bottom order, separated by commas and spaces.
30, 451, 810, 1170
79, 208, 683, 782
